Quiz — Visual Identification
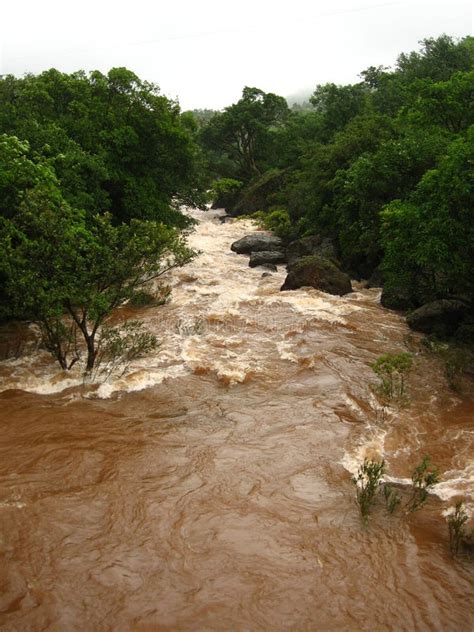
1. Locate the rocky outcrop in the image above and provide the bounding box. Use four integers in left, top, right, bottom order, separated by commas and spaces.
231, 234, 283, 254
285, 235, 337, 267
407, 299, 470, 336
249, 251, 286, 268
230, 169, 287, 217
280, 256, 352, 295
380, 286, 416, 310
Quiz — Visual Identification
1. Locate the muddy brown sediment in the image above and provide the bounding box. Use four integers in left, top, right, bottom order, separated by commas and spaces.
0, 209, 473, 631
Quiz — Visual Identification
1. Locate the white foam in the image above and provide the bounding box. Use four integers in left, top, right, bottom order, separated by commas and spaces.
92, 364, 188, 399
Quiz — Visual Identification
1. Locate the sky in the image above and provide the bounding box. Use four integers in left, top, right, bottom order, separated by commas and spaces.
1, 0, 472, 110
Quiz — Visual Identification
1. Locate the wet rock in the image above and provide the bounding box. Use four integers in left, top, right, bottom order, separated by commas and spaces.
230, 168, 287, 216
261, 272, 272, 278
219, 214, 233, 224
380, 285, 415, 310
407, 299, 470, 336
286, 235, 337, 267
259, 263, 278, 272
231, 234, 283, 254
280, 256, 352, 295
249, 251, 286, 268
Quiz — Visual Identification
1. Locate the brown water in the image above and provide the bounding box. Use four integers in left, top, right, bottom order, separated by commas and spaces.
0, 209, 473, 631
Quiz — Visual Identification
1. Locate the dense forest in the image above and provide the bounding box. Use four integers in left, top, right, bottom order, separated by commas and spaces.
0, 35, 472, 373
195, 34, 474, 343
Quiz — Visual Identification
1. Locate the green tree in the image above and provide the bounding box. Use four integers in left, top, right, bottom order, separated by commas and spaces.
310, 82, 369, 138
0, 68, 204, 227
0, 147, 195, 372
200, 87, 289, 180
381, 128, 474, 304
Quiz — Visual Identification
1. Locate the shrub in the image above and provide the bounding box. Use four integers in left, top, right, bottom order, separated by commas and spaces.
352, 458, 385, 521
129, 285, 171, 308
371, 352, 413, 400
210, 178, 243, 208
90, 320, 158, 382
446, 502, 471, 555
383, 484, 401, 513
405, 456, 439, 512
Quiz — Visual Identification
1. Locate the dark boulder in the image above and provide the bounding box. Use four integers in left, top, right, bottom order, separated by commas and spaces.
231, 234, 283, 254
380, 286, 416, 310
280, 256, 352, 295
249, 251, 286, 268
261, 272, 273, 278
285, 235, 337, 267
407, 300, 470, 336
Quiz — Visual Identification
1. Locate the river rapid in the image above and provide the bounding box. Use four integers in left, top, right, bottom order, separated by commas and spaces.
0, 208, 473, 631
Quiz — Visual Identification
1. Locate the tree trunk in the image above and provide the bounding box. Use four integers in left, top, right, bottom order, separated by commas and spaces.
85, 333, 97, 372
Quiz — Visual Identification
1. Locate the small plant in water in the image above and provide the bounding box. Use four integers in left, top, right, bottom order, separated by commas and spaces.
89, 320, 158, 382
405, 456, 439, 513
446, 502, 471, 555
383, 484, 401, 514
371, 352, 413, 401
352, 458, 385, 521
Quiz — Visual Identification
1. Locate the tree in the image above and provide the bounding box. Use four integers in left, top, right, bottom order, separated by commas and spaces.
0, 68, 204, 227
396, 35, 474, 82
310, 82, 369, 138
200, 87, 289, 180
0, 138, 195, 371
381, 128, 474, 304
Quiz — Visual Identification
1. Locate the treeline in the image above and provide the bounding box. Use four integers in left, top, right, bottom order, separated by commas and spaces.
0, 68, 205, 371
0, 35, 472, 372
196, 35, 474, 341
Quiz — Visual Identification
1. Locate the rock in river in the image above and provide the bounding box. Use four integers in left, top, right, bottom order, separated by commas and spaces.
231, 234, 283, 254
407, 299, 470, 336
281, 255, 352, 296
249, 251, 286, 268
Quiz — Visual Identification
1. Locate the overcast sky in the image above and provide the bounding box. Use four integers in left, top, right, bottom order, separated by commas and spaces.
1, 1, 472, 110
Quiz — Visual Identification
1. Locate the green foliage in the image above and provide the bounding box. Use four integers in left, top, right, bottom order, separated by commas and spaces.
352, 459, 385, 521
352, 456, 441, 526
210, 178, 243, 208
447, 502, 472, 555
405, 456, 440, 512
129, 285, 171, 308
0, 186, 195, 371
422, 337, 472, 391
91, 320, 158, 382
383, 484, 401, 514
200, 87, 289, 181
0, 68, 204, 225
251, 208, 295, 241
197, 35, 474, 325
310, 82, 369, 137
381, 127, 474, 305
371, 352, 413, 400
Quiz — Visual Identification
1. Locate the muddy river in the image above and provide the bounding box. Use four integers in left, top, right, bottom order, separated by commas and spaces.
0, 209, 472, 631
